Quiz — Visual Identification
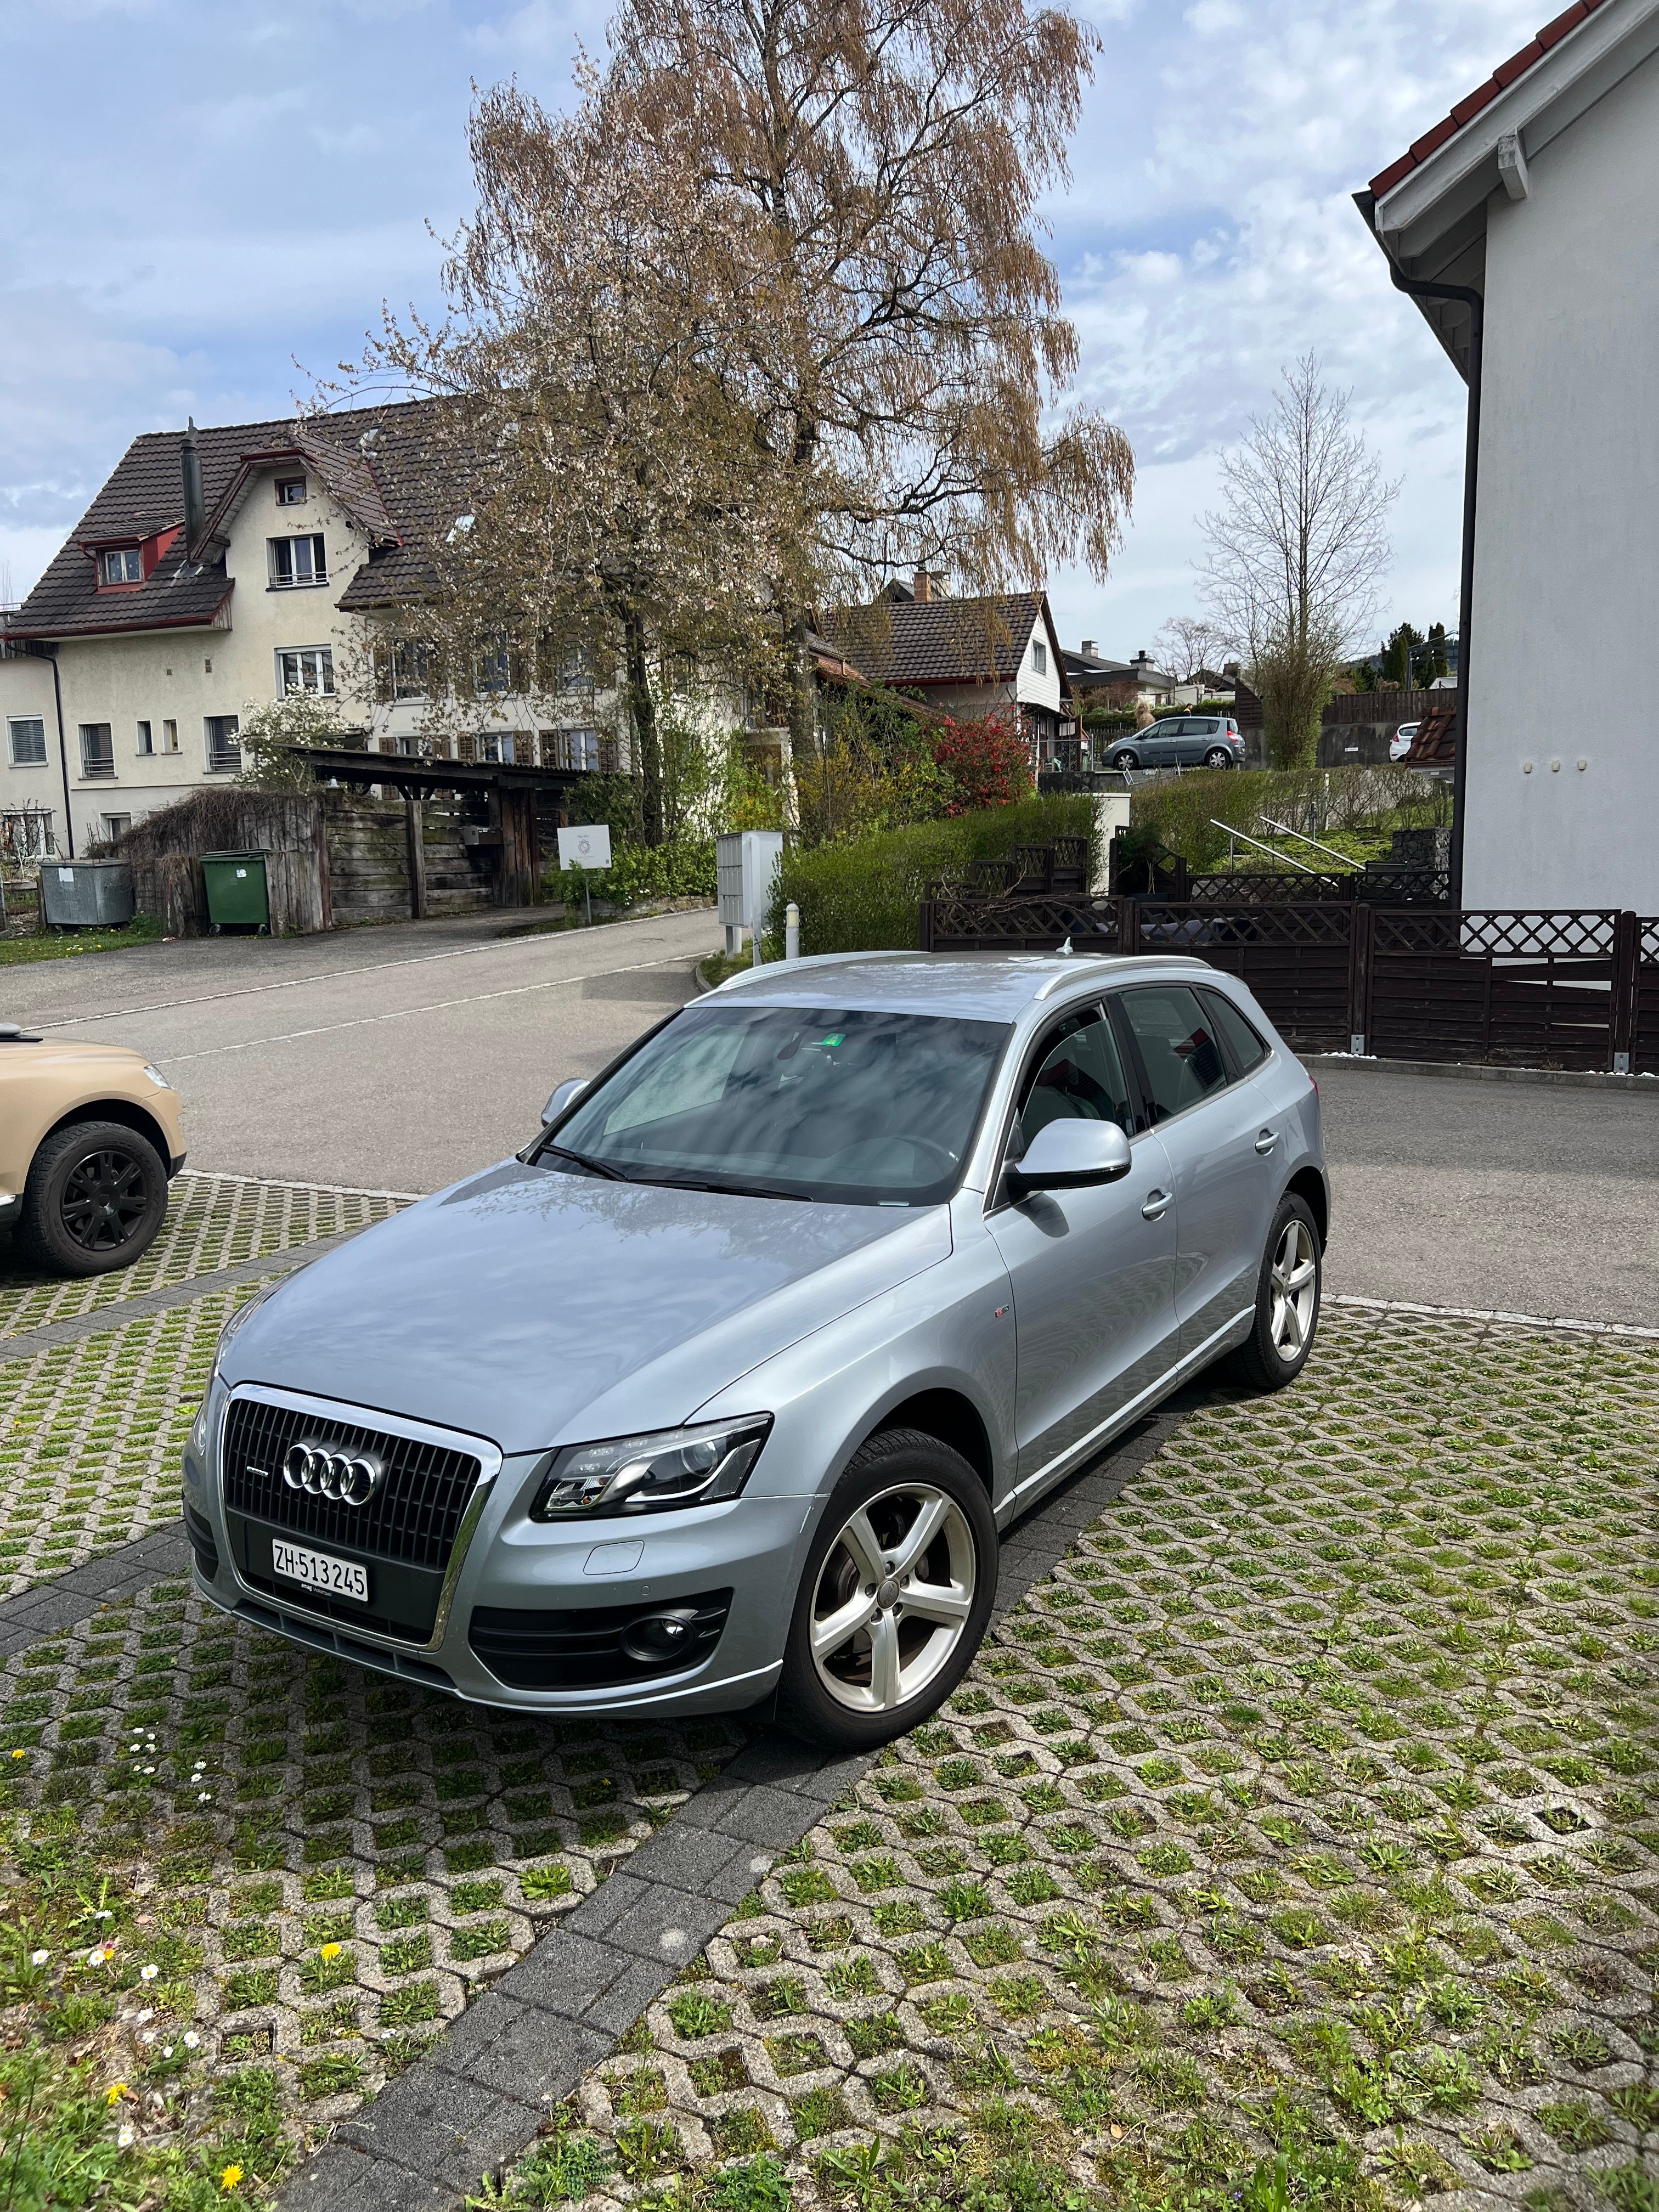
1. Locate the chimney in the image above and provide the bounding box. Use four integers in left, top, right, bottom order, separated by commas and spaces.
912, 569, 932, 604
182, 419, 206, 554
1081, 639, 1096, 658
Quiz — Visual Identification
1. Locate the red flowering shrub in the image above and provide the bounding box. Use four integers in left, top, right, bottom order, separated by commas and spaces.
933, 712, 1035, 815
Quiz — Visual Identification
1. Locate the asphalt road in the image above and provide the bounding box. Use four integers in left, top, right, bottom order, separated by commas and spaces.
8, 907, 714, 1193
9, 923, 1655, 1324
1313, 1061, 1658, 1329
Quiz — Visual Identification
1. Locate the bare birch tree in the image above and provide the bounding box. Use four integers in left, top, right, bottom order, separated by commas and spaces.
1199, 356, 1397, 767
606, 0, 1136, 753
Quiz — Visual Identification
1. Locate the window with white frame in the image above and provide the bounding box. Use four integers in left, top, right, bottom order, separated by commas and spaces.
79, 724, 115, 778
1031, 640, 1047, 676
477, 731, 520, 764
99, 548, 143, 586
391, 641, 428, 701
137, 720, 154, 755
476, 642, 511, 693
161, 718, 180, 754
101, 814, 132, 841
278, 646, 335, 697
550, 728, 600, 772
275, 477, 307, 506
205, 715, 241, 773
268, 534, 326, 588
7, 718, 47, 767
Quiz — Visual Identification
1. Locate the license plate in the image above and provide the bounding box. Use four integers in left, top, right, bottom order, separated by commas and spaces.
271, 1539, 369, 1603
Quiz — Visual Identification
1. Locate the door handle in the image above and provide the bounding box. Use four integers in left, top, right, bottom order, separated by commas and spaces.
1254, 1130, 1277, 1154
1142, 1190, 1170, 1220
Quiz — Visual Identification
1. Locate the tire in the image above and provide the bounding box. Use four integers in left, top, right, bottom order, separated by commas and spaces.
1231, 1193, 1321, 1391
1204, 747, 1232, 769
17, 1120, 168, 1278
776, 1429, 997, 1751
1110, 748, 1140, 771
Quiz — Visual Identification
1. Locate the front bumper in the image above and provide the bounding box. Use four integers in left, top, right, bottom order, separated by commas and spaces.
182, 1382, 810, 1717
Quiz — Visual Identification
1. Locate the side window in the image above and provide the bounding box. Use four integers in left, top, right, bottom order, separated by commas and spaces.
1200, 988, 1268, 1074
1120, 986, 1230, 1122
1017, 1007, 1135, 1147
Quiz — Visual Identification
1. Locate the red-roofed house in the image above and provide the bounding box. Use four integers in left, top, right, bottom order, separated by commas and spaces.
1356, 0, 1659, 915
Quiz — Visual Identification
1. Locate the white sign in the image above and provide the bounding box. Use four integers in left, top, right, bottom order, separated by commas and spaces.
557, 824, 612, 871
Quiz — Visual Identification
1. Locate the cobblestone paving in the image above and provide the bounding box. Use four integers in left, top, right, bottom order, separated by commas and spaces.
0, 1290, 236, 1598
517, 1313, 1658, 2212
0, 1172, 403, 1339
0, 1579, 747, 2144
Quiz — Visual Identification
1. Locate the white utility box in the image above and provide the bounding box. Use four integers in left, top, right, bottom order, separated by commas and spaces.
715, 830, 783, 956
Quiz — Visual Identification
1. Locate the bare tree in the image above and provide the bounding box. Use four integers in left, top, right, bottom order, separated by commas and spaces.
1199, 356, 1398, 766
606, 0, 1136, 754
1154, 614, 1228, 693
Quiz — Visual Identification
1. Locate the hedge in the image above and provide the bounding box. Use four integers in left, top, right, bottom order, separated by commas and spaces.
773, 794, 1097, 956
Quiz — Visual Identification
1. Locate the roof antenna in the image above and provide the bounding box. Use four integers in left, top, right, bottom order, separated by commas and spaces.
1057, 936, 1074, 957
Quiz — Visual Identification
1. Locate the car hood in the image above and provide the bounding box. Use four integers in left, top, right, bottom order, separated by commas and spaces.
1, 1039, 147, 1069
224, 1158, 953, 1454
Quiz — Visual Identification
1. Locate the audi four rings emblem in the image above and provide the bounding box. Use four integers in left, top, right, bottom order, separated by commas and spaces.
280, 1441, 385, 1506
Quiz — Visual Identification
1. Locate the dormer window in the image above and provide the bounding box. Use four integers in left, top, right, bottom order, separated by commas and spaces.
269, 534, 327, 588
99, 549, 143, 586
275, 477, 307, 506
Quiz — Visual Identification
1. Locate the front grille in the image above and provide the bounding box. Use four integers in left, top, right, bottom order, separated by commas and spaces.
222, 1396, 483, 1572
469, 1590, 732, 1691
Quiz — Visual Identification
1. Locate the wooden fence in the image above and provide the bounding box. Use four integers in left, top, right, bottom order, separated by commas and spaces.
919, 890, 1659, 1075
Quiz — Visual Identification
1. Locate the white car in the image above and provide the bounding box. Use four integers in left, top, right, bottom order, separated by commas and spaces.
1389, 723, 1419, 763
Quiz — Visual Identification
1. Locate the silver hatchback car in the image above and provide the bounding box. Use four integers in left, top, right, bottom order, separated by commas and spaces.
182, 952, 1328, 1750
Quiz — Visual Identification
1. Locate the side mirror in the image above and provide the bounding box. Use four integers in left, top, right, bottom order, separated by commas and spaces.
541, 1077, 589, 1127
1007, 1118, 1132, 1198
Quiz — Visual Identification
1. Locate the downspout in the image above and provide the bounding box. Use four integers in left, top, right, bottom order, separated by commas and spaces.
1378, 245, 1482, 906
49, 647, 74, 859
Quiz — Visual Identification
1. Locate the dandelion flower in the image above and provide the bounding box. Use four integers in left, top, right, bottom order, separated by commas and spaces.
140, 1963, 159, 1981
319, 1942, 343, 1960
105, 2081, 127, 2106
219, 2164, 244, 2191
9, 1749, 24, 1760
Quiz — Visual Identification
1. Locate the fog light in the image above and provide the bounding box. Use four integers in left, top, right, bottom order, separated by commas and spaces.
619, 1609, 701, 1666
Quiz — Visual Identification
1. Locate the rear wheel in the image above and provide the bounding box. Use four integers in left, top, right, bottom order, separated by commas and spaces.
17, 1120, 168, 1277
777, 1430, 997, 1750
1231, 1194, 1321, 1391
1204, 747, 1233, 769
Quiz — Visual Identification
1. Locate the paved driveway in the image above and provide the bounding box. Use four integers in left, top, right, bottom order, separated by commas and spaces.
14, 907, 714, 1193
1314, 1062, 1659, 1329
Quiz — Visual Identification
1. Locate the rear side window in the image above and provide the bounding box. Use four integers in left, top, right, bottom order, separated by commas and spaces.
1201, 989, 1269, 1074
1119, 986, 1229, 1122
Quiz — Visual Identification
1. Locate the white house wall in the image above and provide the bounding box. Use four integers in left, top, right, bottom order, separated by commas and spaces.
1462, 45, 1659, 913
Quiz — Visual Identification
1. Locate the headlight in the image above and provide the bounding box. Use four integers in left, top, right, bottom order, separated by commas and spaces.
529, 1416, 772, 1521
142, 1064, 172, 1091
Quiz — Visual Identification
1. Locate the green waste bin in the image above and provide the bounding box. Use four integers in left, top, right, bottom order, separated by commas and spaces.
201, 850, 272, 934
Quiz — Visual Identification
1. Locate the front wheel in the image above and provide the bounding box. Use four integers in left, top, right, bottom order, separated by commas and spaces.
17, 1120, 168, 1277
1231, 1194, 1321, 1391
1110, 749, 1139, 771
777, 1429, 997, 1750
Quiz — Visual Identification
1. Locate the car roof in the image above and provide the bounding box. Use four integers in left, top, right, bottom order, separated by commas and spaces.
705, 951, 1212, 1023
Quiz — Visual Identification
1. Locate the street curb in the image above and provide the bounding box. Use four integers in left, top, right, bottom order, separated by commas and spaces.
276, 1385, 1203, 2212
0, 1525, 190, 1661
1304, 1052, 1658, 1095
0, 1228, 364, 1367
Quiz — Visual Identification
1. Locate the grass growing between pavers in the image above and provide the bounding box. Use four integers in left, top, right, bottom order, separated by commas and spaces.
0, 1291, 235, 1599
488, 1312, 1658, 2212
0, 1173, 403, 1340
0, 1579, 749, 2204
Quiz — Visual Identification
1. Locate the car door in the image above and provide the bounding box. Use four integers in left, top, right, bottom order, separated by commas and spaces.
1116, 982, 1267, 1361
984, 1002, 1180, 1510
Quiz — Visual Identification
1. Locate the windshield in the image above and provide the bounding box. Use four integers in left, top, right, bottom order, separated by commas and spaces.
544, 1003, 1009, 1205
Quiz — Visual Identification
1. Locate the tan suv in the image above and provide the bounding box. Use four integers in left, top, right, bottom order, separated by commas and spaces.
0, 1023, 186, 1276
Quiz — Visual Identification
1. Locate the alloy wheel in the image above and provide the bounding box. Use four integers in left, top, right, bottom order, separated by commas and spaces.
59, 1148, 150, 1253
1269, 1216, 1318, 1359
809, 1481, 977, 1714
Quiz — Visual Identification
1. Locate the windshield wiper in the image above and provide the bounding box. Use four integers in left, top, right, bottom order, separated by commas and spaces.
541, 1144, 633, 1182
631, 1171, 807, 1203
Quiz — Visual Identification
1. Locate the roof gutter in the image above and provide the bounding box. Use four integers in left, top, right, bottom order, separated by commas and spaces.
1359, 190, 1481, 906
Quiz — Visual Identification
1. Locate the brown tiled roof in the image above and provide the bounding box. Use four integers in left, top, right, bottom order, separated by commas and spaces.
825, 592, 1043, 687
5, 399, 456, 642
1368, 0, 1610, 197
1406, 706, 1458, 767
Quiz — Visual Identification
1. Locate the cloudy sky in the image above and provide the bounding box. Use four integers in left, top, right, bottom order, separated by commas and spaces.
2, 0, 1527, 660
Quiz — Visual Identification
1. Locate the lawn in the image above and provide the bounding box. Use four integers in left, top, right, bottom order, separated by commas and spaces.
0, 913, 165, 965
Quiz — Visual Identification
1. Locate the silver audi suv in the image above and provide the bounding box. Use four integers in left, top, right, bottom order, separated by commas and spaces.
182, 951, 1328, 1749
